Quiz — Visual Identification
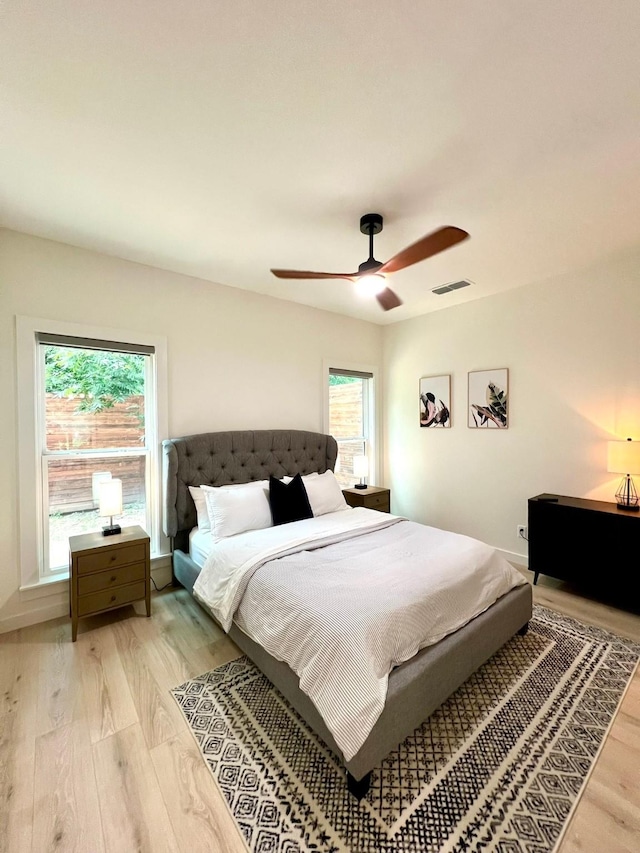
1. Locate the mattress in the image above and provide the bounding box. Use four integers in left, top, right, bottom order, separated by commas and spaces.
188, 526, 211, 569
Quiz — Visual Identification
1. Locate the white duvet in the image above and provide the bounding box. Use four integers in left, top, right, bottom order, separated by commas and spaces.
193, 508, 526, 761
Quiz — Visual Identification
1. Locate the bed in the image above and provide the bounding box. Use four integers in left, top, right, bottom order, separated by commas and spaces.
163, 429, 532, 798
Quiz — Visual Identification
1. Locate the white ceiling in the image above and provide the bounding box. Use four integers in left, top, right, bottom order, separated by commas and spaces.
2, 1, 639, 325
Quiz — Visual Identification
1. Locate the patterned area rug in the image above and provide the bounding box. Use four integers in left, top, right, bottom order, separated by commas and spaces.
172, 606, 639, 853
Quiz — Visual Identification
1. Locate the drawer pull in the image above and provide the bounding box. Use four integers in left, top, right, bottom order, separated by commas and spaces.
110, 575, 117, 582
110, 555, 117, 562
110, 595, 117, 603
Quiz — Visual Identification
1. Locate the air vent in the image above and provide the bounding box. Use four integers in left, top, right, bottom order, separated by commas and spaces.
432, 279, 473, 295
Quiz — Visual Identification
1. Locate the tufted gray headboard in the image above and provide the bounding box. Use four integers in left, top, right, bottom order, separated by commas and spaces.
162, 429, 338, 551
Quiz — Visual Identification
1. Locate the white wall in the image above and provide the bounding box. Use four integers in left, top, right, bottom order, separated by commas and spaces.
4, 227, 638, 631
0, 229, 382, 631
382, 246, 640, 565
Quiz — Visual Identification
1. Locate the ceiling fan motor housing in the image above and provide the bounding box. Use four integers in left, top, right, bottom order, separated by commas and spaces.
360, 213, 383, 235
358, 258, 383, 273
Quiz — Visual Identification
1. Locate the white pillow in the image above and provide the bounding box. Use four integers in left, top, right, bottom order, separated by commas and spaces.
303, 470, 348, 516
188, 486, 211, 532
201, 482, 272, 540
282, 472, 319, 484
189, 479, 269, 533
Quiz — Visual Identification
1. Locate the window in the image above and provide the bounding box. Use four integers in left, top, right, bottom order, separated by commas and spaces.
326, 366, 376, 488
17, 317, 168, 588
38, 335, 156, 575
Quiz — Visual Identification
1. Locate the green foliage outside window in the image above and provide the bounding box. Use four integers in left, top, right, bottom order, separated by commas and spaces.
329, 374, 359, 386
44, 346, 145, 412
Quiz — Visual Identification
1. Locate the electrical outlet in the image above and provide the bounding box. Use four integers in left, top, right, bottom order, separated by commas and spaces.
517, 525, 527, 540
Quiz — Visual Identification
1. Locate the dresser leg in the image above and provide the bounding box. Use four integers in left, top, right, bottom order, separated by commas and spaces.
533, 572, 539, 585
72, 616, 78, 642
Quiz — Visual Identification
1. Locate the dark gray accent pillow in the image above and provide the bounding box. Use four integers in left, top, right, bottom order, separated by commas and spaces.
269, 474, 313, 526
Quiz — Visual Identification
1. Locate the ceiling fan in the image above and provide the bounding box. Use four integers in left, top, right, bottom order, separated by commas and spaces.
270, 213, 469, 311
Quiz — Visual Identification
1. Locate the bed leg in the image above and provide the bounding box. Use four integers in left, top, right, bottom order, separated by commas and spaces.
347, 770, 372, 801
517, 621, 529, 636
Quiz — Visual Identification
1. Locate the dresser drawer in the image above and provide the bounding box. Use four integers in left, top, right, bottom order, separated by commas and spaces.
76, 542, 147, 575
77, 580, 147, 617
78, 562, 147, 596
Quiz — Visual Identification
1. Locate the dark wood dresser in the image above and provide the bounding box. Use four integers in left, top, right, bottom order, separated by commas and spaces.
528, 494, 639, 597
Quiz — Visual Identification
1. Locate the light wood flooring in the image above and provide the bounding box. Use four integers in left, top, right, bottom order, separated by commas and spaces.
1, 569, 638, 853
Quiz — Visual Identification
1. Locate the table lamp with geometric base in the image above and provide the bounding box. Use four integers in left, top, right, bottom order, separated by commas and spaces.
607, 438, 640, 512
99, 477, 123, 534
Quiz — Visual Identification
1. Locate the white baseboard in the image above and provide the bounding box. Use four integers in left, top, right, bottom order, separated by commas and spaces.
150, 562, 173, 590
0, 599, 69, 634
0, 561, 174, 635
497, 547, 529, 569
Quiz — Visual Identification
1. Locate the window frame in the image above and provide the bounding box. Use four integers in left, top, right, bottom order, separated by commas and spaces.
322, 358, 380, 487
16, 315, 169, 589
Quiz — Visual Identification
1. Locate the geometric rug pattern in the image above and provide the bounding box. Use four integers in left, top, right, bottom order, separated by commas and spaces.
172, 606, 640, 853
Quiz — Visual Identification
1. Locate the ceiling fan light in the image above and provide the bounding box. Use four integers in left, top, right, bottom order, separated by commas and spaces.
356, 274, 386, 297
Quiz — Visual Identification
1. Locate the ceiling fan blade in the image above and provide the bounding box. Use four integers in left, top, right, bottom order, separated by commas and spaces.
377, 226, 469, 275
271, 269, 358, 280
376, 287, 403, 311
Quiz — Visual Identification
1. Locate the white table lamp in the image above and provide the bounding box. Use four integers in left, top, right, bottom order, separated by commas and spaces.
353, 455, 369, 490
99, 478, 123, 534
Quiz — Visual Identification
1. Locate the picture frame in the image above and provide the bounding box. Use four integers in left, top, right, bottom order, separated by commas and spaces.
419, 375, 451, 428
468, 368, 509, 428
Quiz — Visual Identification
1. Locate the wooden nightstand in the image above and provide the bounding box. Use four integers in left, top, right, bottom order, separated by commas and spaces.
342, 486, 390, 513
69, 525, 151, 642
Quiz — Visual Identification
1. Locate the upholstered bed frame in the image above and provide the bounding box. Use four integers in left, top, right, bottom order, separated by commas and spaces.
163, 429, 533, 796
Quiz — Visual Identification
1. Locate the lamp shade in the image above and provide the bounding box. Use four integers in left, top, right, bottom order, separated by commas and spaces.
99, 478, 122, 517
607, 439, 640, 475
91, 471, 112, 506
353, 455, 369, 479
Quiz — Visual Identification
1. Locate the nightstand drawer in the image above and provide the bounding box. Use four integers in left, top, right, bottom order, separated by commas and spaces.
367, 493, 390, 510
77, 581, 147, 617
78, 562, 147, 596
76, 542, 146, 575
